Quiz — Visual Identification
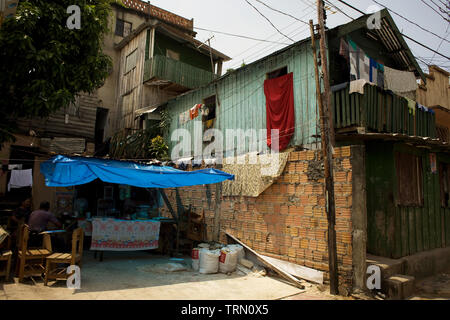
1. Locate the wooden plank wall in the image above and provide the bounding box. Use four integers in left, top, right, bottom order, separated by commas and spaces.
117, 29, 147, 130
333, 84, 436, 139
17, 93, 98, 140
366, 141, 450, 258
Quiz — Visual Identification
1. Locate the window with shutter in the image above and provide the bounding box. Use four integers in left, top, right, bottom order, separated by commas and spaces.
395, 152, 424, 207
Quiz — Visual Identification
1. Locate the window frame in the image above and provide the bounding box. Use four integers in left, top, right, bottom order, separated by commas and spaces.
394, 151, 424, 207
266, 66, 288, 80
124, 49, 138, 75
115, 18, 132, 37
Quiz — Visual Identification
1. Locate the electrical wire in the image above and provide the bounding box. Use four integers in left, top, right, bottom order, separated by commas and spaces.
428, 22, 450, 64
430, 0, 449, 15
193, 27, 291, 45
228, 23, 311, 69
229, 6, 316, 67
253, 0, 310, 26
371, 0, 450, 44
244, 0, 295, 42
337, 0, 450, 61
227, 7, 316, 70
324, 0, 354, 20
419, 0, 450, 22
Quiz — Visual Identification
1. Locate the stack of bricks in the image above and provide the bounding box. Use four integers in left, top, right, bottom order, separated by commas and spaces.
161, 146, 355, 293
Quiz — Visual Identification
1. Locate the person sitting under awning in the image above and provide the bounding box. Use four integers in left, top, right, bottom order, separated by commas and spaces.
28, 201, 63, 249
28, 201, 62, 233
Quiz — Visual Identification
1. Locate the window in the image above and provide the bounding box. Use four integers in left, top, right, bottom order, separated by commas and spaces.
115, 19, 132, 37
166, 49, 180, 61
439, 162, 450, 208
267, 66, 288, 79
125, 49, 137, 74
203, 95, 216, 122
395, 152, 423, 206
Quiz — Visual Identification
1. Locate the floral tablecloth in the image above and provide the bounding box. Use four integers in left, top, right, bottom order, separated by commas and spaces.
90, 218, 161, 251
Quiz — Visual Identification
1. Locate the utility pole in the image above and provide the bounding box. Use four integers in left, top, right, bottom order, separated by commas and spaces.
310, 0, 339, 296
317, 0, 335, 146
198, 36, 216, 77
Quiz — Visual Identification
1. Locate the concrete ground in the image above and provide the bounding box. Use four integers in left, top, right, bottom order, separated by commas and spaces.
0, 251, 349, 300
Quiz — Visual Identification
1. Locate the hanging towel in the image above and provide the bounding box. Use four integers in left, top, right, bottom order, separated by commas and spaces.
349, 79, 370, 95
264, 73, 295, 151
360, 54, 371, 82
384, 66, 418, 93
349, 39, 360, 81
8, 169, 33, 191
405, 98, 416, 116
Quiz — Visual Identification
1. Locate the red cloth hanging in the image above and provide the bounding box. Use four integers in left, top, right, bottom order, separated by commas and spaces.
264, 73, 295, 151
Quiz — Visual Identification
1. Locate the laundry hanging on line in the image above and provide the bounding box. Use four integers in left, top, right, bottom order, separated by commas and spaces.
8, 168, 33, 191
346, 37, 385, 88
384, 66, 418, 96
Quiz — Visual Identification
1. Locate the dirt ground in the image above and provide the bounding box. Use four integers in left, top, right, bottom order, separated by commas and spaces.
409, 268, 450, 300
0, 251, 350, 300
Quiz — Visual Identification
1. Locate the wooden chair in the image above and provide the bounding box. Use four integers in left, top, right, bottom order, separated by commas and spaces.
44, 228, 83, 286
16, 224, 52, 282
0, 229, 12, 281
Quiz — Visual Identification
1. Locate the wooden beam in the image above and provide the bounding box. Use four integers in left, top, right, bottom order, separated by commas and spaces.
213, 183, 222, 242
260, 254, 324, 284
159, 189, 178, 222
225, 231, 305, 289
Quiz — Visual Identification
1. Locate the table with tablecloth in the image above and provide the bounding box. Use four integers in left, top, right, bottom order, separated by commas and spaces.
90, 218, 161, 251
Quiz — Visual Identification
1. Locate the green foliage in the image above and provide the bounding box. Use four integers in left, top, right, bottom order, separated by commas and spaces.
0, 0, 113, 146
158, 107, 172, 137
109, 130, 170, 161
148, 136, 169, 160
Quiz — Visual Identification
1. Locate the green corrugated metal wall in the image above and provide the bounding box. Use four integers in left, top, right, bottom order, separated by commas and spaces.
165, 41, 320, 155
366, 141, 450, 258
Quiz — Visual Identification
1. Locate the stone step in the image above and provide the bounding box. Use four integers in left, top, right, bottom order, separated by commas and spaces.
383, 274, 415, 300
367, 254, 405, 280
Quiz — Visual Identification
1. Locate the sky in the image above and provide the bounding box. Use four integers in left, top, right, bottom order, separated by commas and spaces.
146, 0, 450, 74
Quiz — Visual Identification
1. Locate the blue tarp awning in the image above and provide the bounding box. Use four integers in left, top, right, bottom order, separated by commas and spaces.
40, 155, 234, 188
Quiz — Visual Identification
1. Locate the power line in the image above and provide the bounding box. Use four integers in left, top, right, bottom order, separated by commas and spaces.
324, 0, 354, 20
419, 0, 450, 22
402, 33, 450, 60
371, 0, 450, 44
438, 0, 450, 10
337, 0, 450, 61
244, 0, 295, 42
336, 0, 364, 14
227, 23, 311, 69
253, 0, 310, 26
429, 22, 450, 64
430, 0, 450, 15
229, 7, 316, 66
193, 27, 291, 45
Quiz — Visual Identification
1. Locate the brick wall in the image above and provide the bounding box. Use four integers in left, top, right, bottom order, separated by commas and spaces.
121, 0, 194, 31
161, 146, 358, 294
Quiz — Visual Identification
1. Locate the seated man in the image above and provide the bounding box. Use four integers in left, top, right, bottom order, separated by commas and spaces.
28, 202, 63, 249
28, 201, 62, 233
